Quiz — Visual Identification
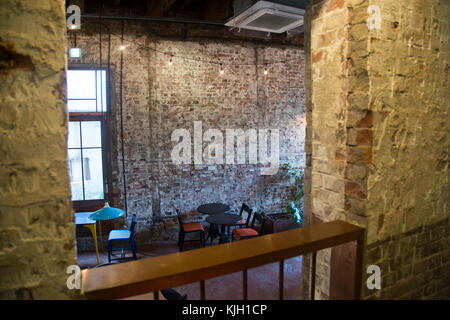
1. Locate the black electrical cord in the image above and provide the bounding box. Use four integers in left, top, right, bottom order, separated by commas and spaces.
101, 21, 113, 211
120, 19, 128, 216
99, 4, 102, 112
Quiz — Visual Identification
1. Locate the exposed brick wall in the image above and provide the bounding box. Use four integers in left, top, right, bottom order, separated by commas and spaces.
303, 0, 354, 300
0, 1, 79, 299
364, 218, 450, 299
362, 0, 450, 299
69, 21, 306, 248
304, 0, 450, 300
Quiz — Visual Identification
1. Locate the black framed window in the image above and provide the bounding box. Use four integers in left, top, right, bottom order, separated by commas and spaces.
68, 120, 104, 200
66, 68, 110, 207
67, 69, 107, 112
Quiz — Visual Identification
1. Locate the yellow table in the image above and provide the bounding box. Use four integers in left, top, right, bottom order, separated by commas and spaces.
75, 212, 101, 265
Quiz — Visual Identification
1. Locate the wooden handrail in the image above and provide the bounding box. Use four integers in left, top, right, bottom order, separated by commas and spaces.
82, 220, 365, 300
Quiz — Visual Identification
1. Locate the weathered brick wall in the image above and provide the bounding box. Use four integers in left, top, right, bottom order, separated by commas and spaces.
69, 21, 306, 247
0, 1, 79, 299
303, 0, 354, 300
362, 0, 450, 299
304, 0, 449, 299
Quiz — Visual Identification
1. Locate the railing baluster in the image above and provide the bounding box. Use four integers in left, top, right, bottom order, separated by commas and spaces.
243, 269, 248, 300
310, 251, 317, 300
153, 291, 159, 300
353, 239, 364, 300
279, 260, 284, 300
200, 280, 206, 300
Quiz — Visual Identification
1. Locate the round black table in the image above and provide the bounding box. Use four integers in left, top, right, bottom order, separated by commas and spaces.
206, 213, 241, 244
197, 203, 231, 215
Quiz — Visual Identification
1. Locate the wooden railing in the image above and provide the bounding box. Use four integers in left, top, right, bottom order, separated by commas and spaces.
81, 220, 365, 300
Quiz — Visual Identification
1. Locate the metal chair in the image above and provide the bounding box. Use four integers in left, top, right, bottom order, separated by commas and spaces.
107, 214, 137, 263
227, 203, 253, 235
232, 212, 266, 241
177, 209, 205, 251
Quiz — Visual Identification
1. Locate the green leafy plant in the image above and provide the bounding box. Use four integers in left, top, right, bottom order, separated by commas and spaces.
283, 163, 304, 226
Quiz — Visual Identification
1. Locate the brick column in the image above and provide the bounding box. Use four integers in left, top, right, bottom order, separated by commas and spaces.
303, 0, 369, 300
303, 0, 450, 299
0, 1, 80, 299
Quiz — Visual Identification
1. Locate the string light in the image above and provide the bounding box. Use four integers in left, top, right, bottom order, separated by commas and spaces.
117, 36, 298, 67
74, 24, 300, 67
69, 48, 82, 58
69, 29, 81, 58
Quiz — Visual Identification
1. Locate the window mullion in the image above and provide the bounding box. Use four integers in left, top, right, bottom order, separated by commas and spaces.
95, 70, 98, 113
79, 121, 86, 201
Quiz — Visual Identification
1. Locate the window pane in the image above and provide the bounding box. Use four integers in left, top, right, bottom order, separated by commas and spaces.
101, 71, 107, 112
97, 70, 107, 112
68, 122, 81, 148
68, 149, 84, 201
67, 70, 96, 100
83, 148, 104, 200
67, 99, 97, 112
81, 121, 102, 148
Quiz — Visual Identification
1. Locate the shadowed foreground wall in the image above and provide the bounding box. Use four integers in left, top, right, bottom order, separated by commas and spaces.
0, 0, 79, 299
303, 0, 449, 299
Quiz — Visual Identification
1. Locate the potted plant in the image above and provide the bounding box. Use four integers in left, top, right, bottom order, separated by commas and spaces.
264, 163, 304, 234
284, 163, 304, 226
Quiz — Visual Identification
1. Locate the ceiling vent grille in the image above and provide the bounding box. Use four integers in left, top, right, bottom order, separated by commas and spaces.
225, 1, 305, 34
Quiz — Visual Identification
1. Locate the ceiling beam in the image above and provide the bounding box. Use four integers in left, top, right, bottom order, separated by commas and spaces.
146, 0, 178, 17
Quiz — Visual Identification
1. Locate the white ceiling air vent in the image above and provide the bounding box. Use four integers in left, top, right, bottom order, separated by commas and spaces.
225, 1, 305, 34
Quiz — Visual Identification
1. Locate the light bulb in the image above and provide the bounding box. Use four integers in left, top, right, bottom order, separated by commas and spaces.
69, 48, 82, 59
70, 24, 76, 30
219, 63, 224, 75
119, 45, 125, 51
264, 64, 268, 75
168, 56, 173, 66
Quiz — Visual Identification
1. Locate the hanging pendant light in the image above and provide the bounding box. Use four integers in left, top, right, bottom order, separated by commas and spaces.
89, 202, 126, 220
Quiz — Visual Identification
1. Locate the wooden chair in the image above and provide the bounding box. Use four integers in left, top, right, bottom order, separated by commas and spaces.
177, 209, 205, 251
226, 203, 253, 235
107, 214, 137, 263
232, 212, 266, 241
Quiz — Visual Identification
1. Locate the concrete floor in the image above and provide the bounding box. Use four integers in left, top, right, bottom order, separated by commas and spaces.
77, 241, 304, 300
